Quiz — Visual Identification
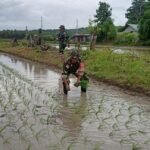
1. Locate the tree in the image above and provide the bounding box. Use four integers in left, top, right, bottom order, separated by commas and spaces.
139, 0, 150, 42
95, 1, 112, 25
94, 1, 116, 42
88, 19, 100, 50
126, 0, 145, 24
96, 18, 116, 42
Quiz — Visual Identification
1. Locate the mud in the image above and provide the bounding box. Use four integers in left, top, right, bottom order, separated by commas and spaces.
0, 53, 150, 150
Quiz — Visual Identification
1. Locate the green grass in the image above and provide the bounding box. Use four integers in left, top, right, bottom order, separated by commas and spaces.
0, 39, 11, 48
83, 50, 150, 92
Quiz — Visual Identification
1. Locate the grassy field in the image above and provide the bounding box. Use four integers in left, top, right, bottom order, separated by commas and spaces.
82, 50, 150, 94
0, 39, 150, 95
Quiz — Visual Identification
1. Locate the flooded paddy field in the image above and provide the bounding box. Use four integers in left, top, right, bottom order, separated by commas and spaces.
51, 44, 150, 56
0, 53, 150, 150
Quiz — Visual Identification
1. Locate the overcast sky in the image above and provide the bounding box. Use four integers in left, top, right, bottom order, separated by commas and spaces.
0, 0, 132, 30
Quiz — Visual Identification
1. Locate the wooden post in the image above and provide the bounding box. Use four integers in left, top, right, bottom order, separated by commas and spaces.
90, 33, 97, 50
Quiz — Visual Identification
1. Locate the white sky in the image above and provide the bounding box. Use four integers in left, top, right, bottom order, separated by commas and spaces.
0, 0, 132, 30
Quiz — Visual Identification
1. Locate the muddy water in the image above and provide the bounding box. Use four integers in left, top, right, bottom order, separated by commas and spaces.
0, 53, 150, 150
111, 48, 150, 56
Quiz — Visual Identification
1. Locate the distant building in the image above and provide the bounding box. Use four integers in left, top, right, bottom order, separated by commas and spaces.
72, 34, 90, 43
123, 24, 139, 33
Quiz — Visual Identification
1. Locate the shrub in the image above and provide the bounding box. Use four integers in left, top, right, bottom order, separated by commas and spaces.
114, 32, 139, 45
142, 39, 150, 46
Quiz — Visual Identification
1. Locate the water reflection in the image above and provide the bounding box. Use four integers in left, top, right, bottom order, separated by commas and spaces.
0, 53, 59, 91
11, 57, 18, 64
59, 93, 88, 138
112, 48, 150, 56
51, 44, 88, 51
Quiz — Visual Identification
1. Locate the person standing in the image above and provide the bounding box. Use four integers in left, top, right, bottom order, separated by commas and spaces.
57, 25, 69, 54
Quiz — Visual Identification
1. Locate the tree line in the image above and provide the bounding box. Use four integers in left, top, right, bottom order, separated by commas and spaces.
0, 28, 88, 42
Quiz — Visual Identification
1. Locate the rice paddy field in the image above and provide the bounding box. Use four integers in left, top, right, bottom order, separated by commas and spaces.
0, 53, 150, 150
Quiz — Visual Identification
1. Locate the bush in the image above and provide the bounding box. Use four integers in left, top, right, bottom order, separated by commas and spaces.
42, 36, 55, 42
142, 40, 150, 46
114, 32, 139, 45
139, 10, 150, 41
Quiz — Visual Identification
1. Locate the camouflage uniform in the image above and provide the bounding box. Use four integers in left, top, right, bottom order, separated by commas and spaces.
63, 57, 81, 76
57, 25, 69, 54
62, 50, 89, 91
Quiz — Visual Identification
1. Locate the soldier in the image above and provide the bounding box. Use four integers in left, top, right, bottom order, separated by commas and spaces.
11, 37, 18, 47
62, 50, 88, 92
57, 25, 69, 54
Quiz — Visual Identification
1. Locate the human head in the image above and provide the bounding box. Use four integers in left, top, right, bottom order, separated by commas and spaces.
59, 25, 65, 32
70, 50, 79, 64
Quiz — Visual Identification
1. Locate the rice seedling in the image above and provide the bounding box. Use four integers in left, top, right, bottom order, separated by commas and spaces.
0, 134, 5, 141
4, 102, 9, 112
46, 115, 52, 125
26, 144, 32, 150
48, 144, 60, 150
128, 105, 141, 115
0, 124, 9, 134
17, 125, 25, 133
32, 106, 37, 116
29, 124, 35, 134
61, 133, 69, 145
93, 142, 102, 150
98, 124, 105, 130
109, 131, 115, 137
19, 133, 29, 145
35, 128, 47, 142
102, 116, 112, 123
17, 87, 22, 97
129, 132, 138, 139
22, 98, 31, 110
3, 137, 12, 145
112, 123, 120, 131
132, 144, 141, 150
125, 121, 131, 129
144, 140, 150, 145
120, 138, 132, 144
67, 142, 74, 150
138, 130, 147, 135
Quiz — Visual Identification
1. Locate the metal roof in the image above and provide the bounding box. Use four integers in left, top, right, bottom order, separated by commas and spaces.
128, 24, 139, 31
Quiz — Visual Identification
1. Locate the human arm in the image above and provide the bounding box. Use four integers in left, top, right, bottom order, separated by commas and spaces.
74, 61, 85, 87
